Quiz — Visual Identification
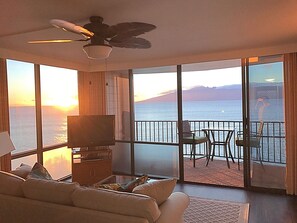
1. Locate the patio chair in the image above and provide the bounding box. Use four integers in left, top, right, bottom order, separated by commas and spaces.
181, 120, 209, 167
236, 121, 264, 170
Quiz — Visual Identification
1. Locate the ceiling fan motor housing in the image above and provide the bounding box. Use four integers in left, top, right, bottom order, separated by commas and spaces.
83, 44, 112, 59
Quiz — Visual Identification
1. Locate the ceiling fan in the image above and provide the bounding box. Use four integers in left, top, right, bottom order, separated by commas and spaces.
29, 16, 156, 59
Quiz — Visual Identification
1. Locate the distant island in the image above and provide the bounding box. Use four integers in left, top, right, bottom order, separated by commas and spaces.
138, 84, 242, 103
137, 83, 283, 103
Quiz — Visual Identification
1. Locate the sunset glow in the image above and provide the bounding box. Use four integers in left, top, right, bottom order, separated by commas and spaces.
40, 65, 78, 109
7, 60, 78, 108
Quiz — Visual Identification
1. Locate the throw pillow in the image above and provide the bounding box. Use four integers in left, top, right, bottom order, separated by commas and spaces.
132, 178, 177, 205
119, 175, 149, 192
27, 162, 52, 180
10, 163, 32, 179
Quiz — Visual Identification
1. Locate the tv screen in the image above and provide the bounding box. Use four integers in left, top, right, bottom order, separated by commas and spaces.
67, 115, 115, 148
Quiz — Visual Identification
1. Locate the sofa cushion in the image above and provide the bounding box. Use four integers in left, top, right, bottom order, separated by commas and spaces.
72, 187, 161, 223
22, 178, 79, 205
132, 178, 177, 205
27, 162, 52, 180
0, 171, 25, 197
10, 163, 32, 179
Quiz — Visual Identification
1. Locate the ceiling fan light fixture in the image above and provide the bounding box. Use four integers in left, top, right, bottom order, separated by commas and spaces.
83, 44, 112, 59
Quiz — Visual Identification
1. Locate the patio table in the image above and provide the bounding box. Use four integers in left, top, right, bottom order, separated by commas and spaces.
202, 127, 235, 168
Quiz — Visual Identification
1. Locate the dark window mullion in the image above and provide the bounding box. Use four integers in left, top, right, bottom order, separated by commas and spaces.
34, 64, 43, 164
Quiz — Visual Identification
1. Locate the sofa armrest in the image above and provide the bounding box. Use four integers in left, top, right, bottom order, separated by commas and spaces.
156, 192, 190, 223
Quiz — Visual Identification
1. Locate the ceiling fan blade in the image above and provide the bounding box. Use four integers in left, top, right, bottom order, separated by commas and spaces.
28, 39, 87, 44
50, 19, 94, 38
109, 37, 151, 49
108, 22, 156, 38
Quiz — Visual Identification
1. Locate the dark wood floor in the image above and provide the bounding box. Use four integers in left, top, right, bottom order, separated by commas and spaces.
175, 183, 297, 223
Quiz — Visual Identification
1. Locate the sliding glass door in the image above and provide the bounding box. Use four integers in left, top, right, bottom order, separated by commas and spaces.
181, 60, 243, 187
243, 55, 286, 189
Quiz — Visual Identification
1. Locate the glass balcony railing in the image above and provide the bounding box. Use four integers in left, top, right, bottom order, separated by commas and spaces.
135, 120, 286, 164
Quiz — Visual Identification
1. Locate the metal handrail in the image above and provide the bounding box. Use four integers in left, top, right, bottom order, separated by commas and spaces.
135, 120, 286, 164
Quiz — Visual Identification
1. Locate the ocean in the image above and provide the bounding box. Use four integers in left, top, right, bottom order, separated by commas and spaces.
9, 106, 78, 179
8, 99, 285, 178
135, 100, 243, 121
135, 99, 284, 122
9, 106, 78, 151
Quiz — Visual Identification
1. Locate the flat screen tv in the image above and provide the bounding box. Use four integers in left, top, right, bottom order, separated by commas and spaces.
67, 115, 115, 148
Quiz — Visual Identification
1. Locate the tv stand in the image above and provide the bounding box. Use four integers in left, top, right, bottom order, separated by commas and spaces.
71, 147, 112, 186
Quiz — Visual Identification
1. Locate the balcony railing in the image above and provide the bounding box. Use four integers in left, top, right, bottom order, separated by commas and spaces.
135, 120, 286, 164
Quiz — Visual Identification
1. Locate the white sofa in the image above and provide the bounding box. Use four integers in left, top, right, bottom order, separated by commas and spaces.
0, 171, 189, 223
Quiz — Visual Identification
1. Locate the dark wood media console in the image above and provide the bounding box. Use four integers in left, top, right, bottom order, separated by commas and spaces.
71, 147, 112, 186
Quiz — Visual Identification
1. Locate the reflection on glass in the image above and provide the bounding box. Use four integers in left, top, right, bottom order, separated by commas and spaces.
134, 143, 179, 178
248, 55, 286, 189
112, 143, 131, 174
40, 65, 78, 146
12, 154, 37, 170
43, 147, 71, 180
7, 60, 37, 153
106, 71, 130, 141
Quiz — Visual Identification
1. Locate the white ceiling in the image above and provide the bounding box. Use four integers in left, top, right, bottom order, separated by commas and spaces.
1, 0, 297, 71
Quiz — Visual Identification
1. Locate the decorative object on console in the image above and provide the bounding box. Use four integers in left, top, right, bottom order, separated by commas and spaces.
0, 131, 15, 157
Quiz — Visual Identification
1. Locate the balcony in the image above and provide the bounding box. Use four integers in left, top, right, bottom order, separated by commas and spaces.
135, 120, 286, 188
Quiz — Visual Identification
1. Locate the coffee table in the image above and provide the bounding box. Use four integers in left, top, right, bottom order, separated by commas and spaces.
92, 174, 154, 189
96, 175, 138, 185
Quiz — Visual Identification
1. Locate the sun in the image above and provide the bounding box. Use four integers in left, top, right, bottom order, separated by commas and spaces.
52, 98, 78, 111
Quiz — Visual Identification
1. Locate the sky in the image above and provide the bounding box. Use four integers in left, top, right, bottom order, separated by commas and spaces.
134, 61, 284, 102
7, 58, 283, 105
134, 67, 242, 102
7, 60, 78, 109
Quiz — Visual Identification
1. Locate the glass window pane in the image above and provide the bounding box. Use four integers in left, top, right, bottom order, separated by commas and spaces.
40, 65, 78, 146
11, 155, 37, 170
182, 60, 242, 121
248, 55, 286, 189
134, 143, 179, 178
106, 71, 130, 141
7, 60, 37, 153
133, 66, 177, 143
112, 142, 131, 174
43, 147, 71, 180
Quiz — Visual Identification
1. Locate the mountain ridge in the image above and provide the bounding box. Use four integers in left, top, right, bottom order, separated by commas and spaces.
139, 85, 242, 103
